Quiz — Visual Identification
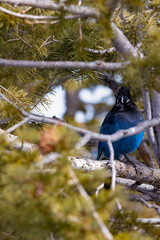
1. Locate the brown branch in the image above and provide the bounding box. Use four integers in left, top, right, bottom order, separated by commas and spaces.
138, 141, 157, 169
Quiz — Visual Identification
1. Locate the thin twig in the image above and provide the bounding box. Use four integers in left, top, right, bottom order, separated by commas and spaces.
76, 133, 92, 149
0, 6, 57, 20
142, 88, 159, 161
78, 0, 83, 46
68, 167, 113, 240
137, 198, 160, 216
6, 117, 30, 133
107, 141, 116, 191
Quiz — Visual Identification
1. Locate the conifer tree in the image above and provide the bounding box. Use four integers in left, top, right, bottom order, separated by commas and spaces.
0, 1, 160, 240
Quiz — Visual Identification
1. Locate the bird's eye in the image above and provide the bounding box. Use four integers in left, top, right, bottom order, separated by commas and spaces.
121, 97, 124, 104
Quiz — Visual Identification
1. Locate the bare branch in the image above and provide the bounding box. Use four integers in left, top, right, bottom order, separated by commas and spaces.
84, 47, 115, 55
151, 89, 160, 165
6, 117, 30, 133
0, 0, 99, 18
111, 22, 140, 59
137, 218, 160, 224
138, 141, 157, 169
25, 112, 160, 146
137, 198, 160, 216
96, 72, 120, 94
0, 128, 36, 151
0, 58, 129, 71
107, 141, 116, 191
39, 155, 160, 203
78, 0, 83, 46
2, 92, 160, 153
76, 133, 92, 149
70, 156, 160, 188
0, 6, 90, 23
0, 6, 57, 20
142, 88, 159, 162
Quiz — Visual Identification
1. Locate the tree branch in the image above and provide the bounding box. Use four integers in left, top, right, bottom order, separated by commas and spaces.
0, 58, 129, 71
0, 6, 57, 20
111, 23, 140, 59
96, 72, 120, 94
2, 92, 160, 152
137, 198, 160, 215
142, 88, 159, 163
150, 89, 160, 165
137, 218, 160, 224
138, 141, 157, 169
0, 0, 99, 18
111, 23, 160, 167
71, 157, 160, 188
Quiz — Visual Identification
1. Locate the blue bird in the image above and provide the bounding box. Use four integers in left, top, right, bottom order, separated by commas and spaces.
97, 86, 144, 160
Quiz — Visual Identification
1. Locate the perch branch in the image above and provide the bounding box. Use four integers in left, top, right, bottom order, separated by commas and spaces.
0, 58, 129, 71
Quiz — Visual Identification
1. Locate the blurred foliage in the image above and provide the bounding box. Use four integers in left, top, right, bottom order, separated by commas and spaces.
0, 133, 158, 240
0, 0, 159, 239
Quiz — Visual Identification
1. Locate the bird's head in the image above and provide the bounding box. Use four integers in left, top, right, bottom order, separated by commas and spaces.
115, 86, 136, 111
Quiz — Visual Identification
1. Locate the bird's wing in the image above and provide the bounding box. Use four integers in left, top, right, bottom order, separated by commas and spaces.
97, 114, 117, 160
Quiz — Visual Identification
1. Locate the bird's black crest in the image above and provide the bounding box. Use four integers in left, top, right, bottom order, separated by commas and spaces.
117, 86, 131, 99
115, 86, 132, 106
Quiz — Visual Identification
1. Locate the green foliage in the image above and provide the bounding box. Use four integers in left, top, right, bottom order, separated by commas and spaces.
0, 132, 158, 239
